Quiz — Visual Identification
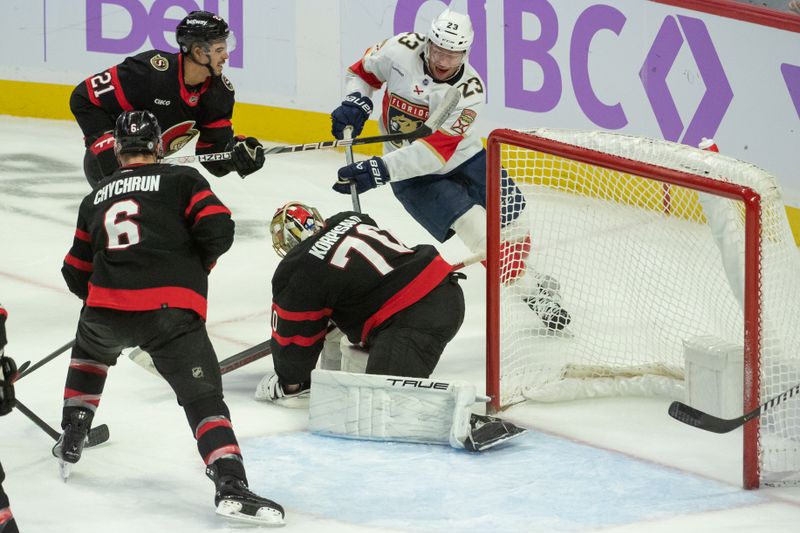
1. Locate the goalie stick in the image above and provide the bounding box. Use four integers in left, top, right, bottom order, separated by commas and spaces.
14, 398, 110, 447
162, 86, 461, 164
668, 383, 800, 434
129, 340, 272, 376
219, 340, 271, 375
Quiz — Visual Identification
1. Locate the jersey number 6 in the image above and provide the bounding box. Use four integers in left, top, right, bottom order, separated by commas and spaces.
104, 199, 141, 250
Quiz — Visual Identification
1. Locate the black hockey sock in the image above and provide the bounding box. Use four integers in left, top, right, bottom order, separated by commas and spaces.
61, 355, 108, 428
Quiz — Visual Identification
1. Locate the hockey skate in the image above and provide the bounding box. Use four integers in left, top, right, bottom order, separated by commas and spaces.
52, 409, 92, 481
207, 465, 285, 527
254, 372, 310, 408
522, 274, 571, 331
463, 413, 527, 452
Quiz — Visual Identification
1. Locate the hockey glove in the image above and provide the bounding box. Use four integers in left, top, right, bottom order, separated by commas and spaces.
331, 92, 373, 139
231, 136, 265, 178
0, 355, 17, 416
334, 157, 390, 195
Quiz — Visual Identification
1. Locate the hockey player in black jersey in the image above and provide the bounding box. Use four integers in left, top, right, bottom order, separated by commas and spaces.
0, 304, 20, 533
257, 201, 466, 403
55, 110, 284, 527
70, 10, 265, 185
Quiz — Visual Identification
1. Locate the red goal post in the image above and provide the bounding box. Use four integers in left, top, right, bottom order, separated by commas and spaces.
485, 128, 800, 489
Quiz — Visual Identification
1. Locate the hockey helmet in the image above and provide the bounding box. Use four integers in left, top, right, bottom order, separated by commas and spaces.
271, 201, 325, 257
427, 9, 474, 53
113, 110, 163, 158
176, 10, 231, 54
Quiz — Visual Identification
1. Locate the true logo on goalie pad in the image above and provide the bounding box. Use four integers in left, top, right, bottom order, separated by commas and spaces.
385, 377, 450, 391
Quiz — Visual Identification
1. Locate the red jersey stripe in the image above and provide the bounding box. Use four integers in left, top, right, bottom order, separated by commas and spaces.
75, 228, 91, 242
272, 303, 333, 321
272, 328, 328, 347
194, 205, 231, 224
178, 55, 212, 107
108, 66, 133, 112
418, 130, 463, 163
361, 255, 452, 343
348, 58, 383, 89
185, 190, 215, 217
86, 283, 208, 321
202, 119, 232, 129
64, 254, 93, 272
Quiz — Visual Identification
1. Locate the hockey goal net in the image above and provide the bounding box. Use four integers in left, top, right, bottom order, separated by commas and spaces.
486, 128, 800, 488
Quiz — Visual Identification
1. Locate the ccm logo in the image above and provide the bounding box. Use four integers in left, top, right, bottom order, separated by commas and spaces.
385, 378, 449, 391
154, 98, 171, 106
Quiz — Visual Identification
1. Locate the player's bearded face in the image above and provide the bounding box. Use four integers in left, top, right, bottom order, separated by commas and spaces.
201, 41, 230, 76
427, 43, 465, 81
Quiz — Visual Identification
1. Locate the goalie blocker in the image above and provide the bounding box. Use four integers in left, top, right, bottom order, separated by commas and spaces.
309, 369, 526, 452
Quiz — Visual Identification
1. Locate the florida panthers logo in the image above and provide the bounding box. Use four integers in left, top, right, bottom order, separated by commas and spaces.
387, 93, 429, 149
161, 121, 200, 155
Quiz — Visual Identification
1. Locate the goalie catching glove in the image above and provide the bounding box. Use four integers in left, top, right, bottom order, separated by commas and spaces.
330, 92, 373, 139
229, 135, 265, 178
334, 157, 390, 194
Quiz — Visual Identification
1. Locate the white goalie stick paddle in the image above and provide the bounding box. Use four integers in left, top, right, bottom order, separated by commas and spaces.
161, 86, 462, 164
668, 383, 800, 434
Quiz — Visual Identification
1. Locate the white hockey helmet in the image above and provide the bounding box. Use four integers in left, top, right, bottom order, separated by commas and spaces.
270, 201, 324, 257
427, 9, 474, 53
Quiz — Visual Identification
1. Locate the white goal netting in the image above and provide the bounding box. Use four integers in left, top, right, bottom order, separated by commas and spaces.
488, 128, 800, 487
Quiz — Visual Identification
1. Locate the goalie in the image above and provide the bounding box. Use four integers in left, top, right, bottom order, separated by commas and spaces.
256, 202, 526, 452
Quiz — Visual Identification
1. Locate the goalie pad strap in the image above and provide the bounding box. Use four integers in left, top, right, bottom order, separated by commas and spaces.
309, 369, 478, 449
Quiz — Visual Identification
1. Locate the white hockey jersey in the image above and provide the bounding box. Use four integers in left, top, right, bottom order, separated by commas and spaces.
344, 32, 485, 182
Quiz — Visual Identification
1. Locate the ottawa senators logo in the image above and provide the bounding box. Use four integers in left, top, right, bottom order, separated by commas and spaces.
161, 121, 199, 155
150, 54, 169, 72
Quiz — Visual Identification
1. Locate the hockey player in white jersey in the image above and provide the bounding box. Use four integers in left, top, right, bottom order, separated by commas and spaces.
330, 8, 570, 330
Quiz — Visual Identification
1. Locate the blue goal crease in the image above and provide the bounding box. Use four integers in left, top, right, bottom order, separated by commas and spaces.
241, 430, 764, 532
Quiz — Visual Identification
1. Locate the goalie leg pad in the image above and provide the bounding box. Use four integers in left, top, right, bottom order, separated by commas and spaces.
320, 327, 345, 371
309, 369, 479, 448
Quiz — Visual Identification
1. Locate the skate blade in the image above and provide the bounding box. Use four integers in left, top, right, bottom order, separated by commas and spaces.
58, 460, 73, 482
216, 500, 285, 527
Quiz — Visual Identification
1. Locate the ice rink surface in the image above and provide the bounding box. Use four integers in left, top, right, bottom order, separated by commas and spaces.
1, 115, 799, 532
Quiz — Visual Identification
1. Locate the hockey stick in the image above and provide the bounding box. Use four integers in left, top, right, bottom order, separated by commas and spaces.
668, 383, 800, 434
162, 86, 461, 164
18, 339, 74, 380
129, 340, 272, 377
219, 340, 271, 375
451, 253, 485, 271
14, 399, 110, 447
342, 126, 362, 213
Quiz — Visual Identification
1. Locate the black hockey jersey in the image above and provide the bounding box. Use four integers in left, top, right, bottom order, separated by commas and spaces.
270, 211, 453, 373
72, 50, 235, 175
62, 163, 234, 320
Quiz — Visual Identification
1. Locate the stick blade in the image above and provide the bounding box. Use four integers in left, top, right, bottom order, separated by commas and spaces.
422, 86, 461, 133
86, 424, 110, 448
667, 401, 740, 434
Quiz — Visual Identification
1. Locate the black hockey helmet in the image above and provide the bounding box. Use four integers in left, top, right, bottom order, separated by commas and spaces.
176, 10, 230, 54
113, 110, 163, 158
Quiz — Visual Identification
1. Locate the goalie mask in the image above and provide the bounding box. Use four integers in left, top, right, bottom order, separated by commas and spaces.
271, 202, 324, 257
